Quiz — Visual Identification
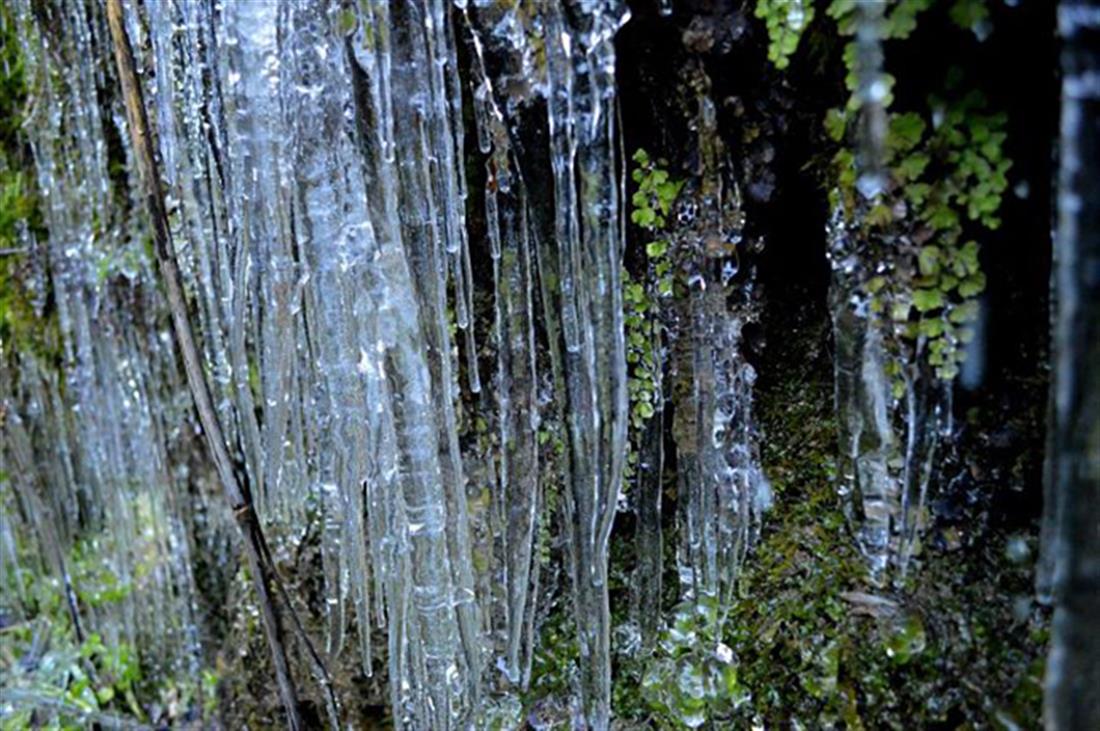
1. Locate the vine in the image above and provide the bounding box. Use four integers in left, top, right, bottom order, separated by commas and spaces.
624, 149, 682, 480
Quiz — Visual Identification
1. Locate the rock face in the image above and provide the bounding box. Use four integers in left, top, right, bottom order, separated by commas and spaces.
0, 0, 1065, 729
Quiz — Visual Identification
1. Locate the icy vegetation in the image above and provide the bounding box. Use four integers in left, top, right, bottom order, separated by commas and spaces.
0, 0, 1081, 729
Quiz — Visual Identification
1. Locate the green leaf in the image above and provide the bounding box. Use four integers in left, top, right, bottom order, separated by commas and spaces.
927, 205, 960, 231
949, 0, 990, 36
917, 246, 941, 276
938, 362, 960, 380
884, 0, 934, 39
949, 299, 979, 323
632, 207, 656, 228
913, 289, 944, 312
918, 318, 944, 338
959, 240, 980, 274
867, 203, 894, 226
657, 181, 681, 213
896, 153, 930, 181
958, 272, 986, 297
888, 112, 926, 153
825, 108, 848, 142
646, 240, 668, 258
757, 0, 816, 70
905, 183, 932, 206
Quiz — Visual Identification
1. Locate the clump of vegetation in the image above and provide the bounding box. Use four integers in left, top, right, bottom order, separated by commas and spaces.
820, 0, 1010, 382
623, 149, 682, 478
719, 309, 1045, 729
0, 6, 53, 364
526, 599, 580, 726
0, 523, 213, 729
755, 0, 815, 70
829, 83, 1009, 381
641, 595, 748, 728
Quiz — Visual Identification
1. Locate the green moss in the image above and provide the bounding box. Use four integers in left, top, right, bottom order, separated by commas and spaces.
715, 316, 1046, 729
0, 5, 56, 365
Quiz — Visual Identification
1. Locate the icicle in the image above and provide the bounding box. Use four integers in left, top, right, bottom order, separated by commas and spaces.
541, 3, 631, 727
9, 0, 208, 687
853, 0, 888, 201
489, 165, 540, 685
349, 0, 485, 722
827, 2, 949, 584
658, 64, 770, 618
1041, 4, 1100, 727
828, 206, 899, 584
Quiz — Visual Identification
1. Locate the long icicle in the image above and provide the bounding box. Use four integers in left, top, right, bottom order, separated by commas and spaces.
543, 3, 631, 726
1042, 2, 1100, 727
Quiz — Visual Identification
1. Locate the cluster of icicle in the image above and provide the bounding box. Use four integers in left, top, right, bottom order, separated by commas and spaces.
138, 0, 634, 722
826, 2, 950, 586
1, 0, 206, 701
667, 75, 772, 614
3, 0, 774, 728
140, 0, 490, 724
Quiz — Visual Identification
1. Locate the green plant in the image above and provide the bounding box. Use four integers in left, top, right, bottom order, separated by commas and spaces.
527, 605, 578, 707
755, 0, 815, 70
74, 633, 144, 714
641, 596, 748, 728
949, 0, 992, 38
824, 2, 1010, 381
624, 150, 682, 481
1, 540, 150, 728
630, 149, 683, 233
